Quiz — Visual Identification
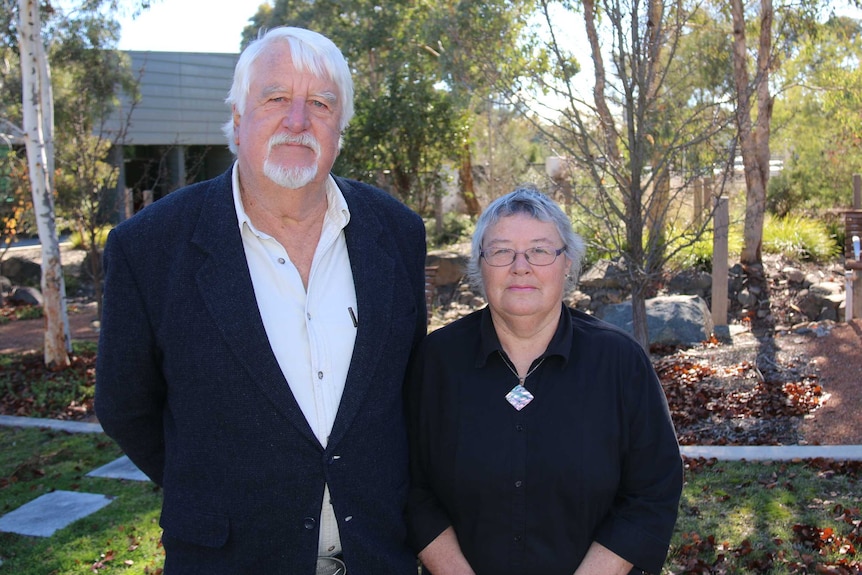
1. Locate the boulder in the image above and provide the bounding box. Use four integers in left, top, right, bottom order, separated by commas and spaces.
667, 270, 712, 297
598, 294, 714, 346
0, 257, 41, 287
579, 259, 629, 290
9, 286, 43, 306
426, 251, 468, 287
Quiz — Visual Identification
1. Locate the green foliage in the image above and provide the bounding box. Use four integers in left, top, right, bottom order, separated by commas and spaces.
666, 226, 745, 272
763, 215, 841, 262
68, 225, 112, 250
0, 304, 44, 324
425, 212, 475, 248
665, 214, 838, 269
770, 14, 862, 214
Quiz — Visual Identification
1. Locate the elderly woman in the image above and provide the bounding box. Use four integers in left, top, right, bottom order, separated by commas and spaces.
406, 187, 682, 575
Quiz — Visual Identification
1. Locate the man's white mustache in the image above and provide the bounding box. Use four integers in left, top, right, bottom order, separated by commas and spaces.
268, 133, 321, 156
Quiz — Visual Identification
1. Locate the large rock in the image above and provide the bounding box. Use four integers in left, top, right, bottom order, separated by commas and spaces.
0, 256, 41, 287
598, 294, 714, 346
9, 286, 43, 306
579, 259, 629, 290
426, 251, 468, 287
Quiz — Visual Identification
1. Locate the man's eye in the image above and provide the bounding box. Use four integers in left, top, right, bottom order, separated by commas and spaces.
531, 247, 553, 256
491, 249, 512, 257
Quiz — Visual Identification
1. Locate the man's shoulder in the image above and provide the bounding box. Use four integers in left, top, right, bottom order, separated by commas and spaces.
334, 176, 420, 220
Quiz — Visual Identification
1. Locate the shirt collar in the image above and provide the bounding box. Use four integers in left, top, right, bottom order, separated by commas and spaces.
231, 162, 351, 237
476, 304, 573, 368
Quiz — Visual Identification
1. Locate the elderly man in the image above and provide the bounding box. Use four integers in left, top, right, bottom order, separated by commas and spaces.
96, 27, 427, 574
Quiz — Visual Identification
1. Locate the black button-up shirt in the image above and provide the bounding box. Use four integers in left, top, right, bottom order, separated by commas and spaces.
406, 305, 682, 575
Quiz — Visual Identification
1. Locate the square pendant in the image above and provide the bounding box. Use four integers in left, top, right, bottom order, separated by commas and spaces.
505, 384, 534, 411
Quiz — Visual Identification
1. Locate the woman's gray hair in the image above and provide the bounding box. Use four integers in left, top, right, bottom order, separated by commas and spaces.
466, 186, 586, 297
221, 27, 355, 154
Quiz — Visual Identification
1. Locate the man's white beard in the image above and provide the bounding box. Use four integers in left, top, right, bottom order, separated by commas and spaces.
264, 162, 318, 189
264, 133, 321, 189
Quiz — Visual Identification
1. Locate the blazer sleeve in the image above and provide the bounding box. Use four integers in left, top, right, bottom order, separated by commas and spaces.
405, 338, 455, 552
95, 229, 167, 486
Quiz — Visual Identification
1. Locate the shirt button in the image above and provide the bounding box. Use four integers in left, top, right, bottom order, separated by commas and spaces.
307, 313, 312, 320
318, 371, 324, 379
277, 257, 286, 264
303, 517, 316, 530
515, 424, 524, 432
513, 535, 522, 543
515, 480, 523, 488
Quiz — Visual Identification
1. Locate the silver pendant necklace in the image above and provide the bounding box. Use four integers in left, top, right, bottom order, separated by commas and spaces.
499, 351, 546, 411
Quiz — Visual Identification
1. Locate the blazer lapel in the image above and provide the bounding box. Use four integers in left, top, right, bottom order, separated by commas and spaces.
326, 179, 398, 448
189, 174, 321, 449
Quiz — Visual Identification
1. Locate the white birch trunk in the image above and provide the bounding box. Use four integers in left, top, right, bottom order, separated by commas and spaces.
17, 0, 71, 368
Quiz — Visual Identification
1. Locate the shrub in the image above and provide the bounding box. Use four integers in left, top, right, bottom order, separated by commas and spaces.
425, 213, 475, 248
68, 225, 112, 250
763, 215, 840, 262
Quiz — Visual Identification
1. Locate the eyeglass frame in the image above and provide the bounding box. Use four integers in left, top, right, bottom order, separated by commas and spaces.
479, 245, 567, 267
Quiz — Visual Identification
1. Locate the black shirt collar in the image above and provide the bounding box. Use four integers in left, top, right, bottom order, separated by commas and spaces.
476, 303, 573, 368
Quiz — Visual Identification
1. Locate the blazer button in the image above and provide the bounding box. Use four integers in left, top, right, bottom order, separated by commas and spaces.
303, 517, 316, 530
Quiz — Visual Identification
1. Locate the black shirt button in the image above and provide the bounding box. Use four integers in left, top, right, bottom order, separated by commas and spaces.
515, 480, 523, 488
514, 535, 522, 543
303, 517, 316, 529
515, 424, 524, 431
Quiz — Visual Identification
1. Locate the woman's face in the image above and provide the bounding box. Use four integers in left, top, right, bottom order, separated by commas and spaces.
480, 213, 570, 324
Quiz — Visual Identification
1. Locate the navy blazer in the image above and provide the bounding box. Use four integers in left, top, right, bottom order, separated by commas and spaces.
95, 169, 427, 574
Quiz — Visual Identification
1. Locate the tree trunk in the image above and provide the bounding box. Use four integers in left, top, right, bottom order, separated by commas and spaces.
18, 0, 71, 368
732, 0, 772, 267
459, 141, 480, 216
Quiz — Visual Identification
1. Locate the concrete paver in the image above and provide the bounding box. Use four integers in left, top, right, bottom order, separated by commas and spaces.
87, 455, 150, 482
0, 491, 113, 537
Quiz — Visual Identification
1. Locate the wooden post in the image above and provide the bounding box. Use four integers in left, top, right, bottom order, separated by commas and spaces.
693, 178, 703, 227
854, 174, 861, 209
712, 197, 729, 330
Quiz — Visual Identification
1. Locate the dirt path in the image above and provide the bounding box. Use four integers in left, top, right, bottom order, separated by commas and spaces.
0, 304, 100, 355
796, 319, 862, 445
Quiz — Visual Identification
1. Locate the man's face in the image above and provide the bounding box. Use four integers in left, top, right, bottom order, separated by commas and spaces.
233, 41, 342, 189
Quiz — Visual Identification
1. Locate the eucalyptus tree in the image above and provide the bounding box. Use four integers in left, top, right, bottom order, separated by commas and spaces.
512, 0, 734, 349
770, 14, 862, 215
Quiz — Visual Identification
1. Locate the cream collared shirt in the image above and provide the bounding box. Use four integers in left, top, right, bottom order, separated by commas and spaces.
232, 164, 356, 557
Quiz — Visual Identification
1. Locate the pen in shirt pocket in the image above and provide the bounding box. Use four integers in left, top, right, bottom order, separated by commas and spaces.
348, 306, 358, 328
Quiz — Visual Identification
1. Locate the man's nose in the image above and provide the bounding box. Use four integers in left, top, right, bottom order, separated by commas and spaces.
283, 99, 310, 131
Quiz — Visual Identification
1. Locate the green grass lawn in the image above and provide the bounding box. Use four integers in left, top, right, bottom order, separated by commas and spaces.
3, 426, 862, 573
0, 427, 164, 574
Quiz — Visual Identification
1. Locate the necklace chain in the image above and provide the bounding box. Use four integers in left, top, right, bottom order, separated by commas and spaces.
498, 351, 546, 385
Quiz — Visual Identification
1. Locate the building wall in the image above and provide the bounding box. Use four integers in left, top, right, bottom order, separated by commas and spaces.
112, 51, 239, 147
